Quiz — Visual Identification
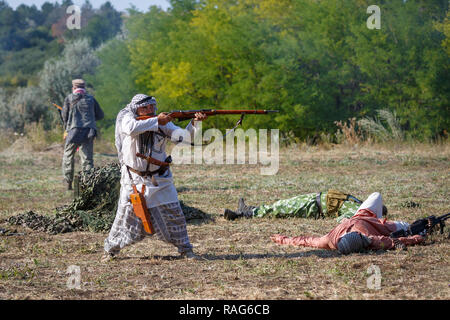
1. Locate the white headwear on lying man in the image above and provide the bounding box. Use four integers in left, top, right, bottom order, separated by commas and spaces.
357, 192, 384, 219
115, 94, 157, 165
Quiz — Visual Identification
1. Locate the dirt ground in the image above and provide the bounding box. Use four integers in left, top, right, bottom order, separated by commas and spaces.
0, 139, 449, 300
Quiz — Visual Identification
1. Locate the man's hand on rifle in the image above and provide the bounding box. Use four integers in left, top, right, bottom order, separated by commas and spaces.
193, 112, 208, 122
157, 112, 173, 126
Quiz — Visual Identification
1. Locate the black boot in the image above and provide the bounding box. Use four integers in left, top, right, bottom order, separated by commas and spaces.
237, 198, 256, 218
224, 209, 243, 221
63, 179, 73, 190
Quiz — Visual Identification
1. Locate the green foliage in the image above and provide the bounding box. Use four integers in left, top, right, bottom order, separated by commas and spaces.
39, 38, 100, 107
0, 1, 123, 83
79, 2, 123, 48
0, 0, 448, 140
0, 86, 49, 132
0, 1, 124, 133
117, 0, 449, 140
86, 35, 137, 139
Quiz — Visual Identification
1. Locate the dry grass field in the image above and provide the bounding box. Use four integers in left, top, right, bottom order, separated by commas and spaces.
0, 137, 449, 300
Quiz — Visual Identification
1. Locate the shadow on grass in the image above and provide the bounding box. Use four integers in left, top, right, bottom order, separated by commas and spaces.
177, 185, 242, 193
202, 250, 342, 260
118, 250, 341, 262
115, 248, 391, 262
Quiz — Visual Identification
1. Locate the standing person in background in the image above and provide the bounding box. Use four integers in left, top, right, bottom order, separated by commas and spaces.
62, 79, 104, 190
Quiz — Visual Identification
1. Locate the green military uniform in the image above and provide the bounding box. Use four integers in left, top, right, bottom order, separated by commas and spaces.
62, 79, 104, 189
252, 190, 362, 222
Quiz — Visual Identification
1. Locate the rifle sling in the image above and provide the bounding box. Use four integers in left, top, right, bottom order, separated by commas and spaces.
136, 153, 171, 167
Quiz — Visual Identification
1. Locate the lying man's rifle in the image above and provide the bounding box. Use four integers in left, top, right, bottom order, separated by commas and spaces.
390, 212, 450, 238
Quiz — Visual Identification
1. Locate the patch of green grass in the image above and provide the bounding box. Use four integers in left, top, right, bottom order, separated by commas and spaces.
0, 143, 449, 299
0, 265, 36, 280
32, 258, 50, 268
0, 239, 7, 253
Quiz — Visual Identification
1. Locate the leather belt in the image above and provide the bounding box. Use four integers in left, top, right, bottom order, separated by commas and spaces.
127, 167, 160, 177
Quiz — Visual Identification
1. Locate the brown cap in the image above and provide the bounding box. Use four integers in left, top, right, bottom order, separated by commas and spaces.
72, 79, 85, 88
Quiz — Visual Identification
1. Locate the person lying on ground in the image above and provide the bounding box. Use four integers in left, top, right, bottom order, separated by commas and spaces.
223, 189, 387, 223
270, 192, 424, 254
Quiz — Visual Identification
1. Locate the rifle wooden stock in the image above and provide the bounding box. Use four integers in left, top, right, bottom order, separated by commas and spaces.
136, 109, 279, 121
51, 103, 63, 111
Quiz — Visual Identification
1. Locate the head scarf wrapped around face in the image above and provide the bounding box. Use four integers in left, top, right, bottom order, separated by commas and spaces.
115, 94, 157, 165
337, 231, 371, 255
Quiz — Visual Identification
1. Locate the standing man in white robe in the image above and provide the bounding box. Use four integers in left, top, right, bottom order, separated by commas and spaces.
103, 94, 207, 261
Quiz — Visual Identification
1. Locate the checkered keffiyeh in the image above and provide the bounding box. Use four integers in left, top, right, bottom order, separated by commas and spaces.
125, 94, 157, 114
115, 94, 157, 165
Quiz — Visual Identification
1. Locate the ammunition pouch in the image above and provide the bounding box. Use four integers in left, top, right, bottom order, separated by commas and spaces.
325, 189, 362, 218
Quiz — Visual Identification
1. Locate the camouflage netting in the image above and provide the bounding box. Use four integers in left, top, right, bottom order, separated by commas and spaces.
7, 163, 208, 234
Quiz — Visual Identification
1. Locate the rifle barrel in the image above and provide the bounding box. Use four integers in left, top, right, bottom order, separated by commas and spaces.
211, 110, 279, 114
136, 109, 279, 120
438, 212, 450, 220
169, 109, 278, 114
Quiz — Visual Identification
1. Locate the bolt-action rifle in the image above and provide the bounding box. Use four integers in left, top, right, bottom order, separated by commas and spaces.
137, 109, 279, 125
137, 108, 279, 145
390, 212, 450, 238
134, 108, 279, 181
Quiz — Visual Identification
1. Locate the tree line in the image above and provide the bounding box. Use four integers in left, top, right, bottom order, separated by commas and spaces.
0, 0, 448, 142
0, 0, 122, 131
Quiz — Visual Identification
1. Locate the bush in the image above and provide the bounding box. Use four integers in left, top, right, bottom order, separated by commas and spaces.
335, 118, 363, 146
39, 38, 100, 106
0, 129, 21, 152
0, 86, 49, 132
357, 109, 405, 143
24, 121, 64, 151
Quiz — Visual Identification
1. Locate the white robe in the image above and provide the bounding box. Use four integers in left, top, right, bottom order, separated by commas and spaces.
118, 114, 198, 208
104, 115, 198, 255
